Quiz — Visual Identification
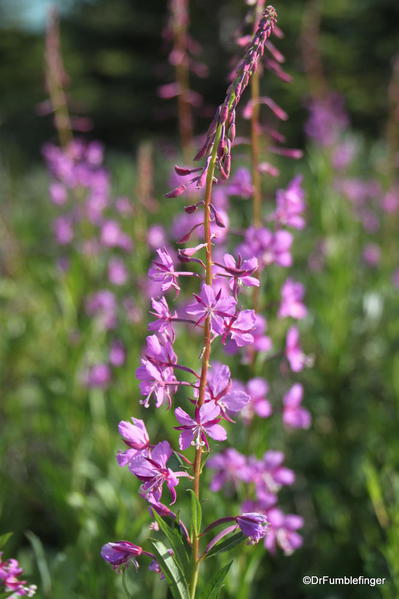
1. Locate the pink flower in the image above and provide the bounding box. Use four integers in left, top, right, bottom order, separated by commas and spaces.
272, 176, 306, 229
148, 248, 193, 294
117, 418, 150, 466
175, 403, 227, 449
207, 449, 251, 491
101, 541, 142, 569
222, 309, 257, 347
215, 254, 259, 297
279, 279, 307, 319
129, 441, 190, 504
108, 258, 128, 285
282, 384, 311, 429
264, 508, 303, 555
285, 327, 310, 372
236, 513, 269, 544
186, 284, 236, 336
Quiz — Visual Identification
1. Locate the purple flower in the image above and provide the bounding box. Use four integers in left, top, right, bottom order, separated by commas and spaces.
147, 225, 167, 249
101, 220, 132, 251
237, 377, 272, 421
175, 403, 227, 450
148, 296, 176, 340
362, 243, 381, 266
227, 167, 253, 198
86, 290, 117, 330
215, 254, 259, 297
109, 340, 126, 367
279, 279, 307, 320
0, 553, 37, 596
286, 327, 310, 372
117, 418, 150, 466
205, 362, 250, 416
148, 248, 193, 294
251, 451, 295, 497
222, 309, 257, 347
237, 226, 293, 268
86, 364, 111, 389
108, 258, 128, 285
186, 284, 236, 336
272, 176, 305, 229
101, 541, 142, 569
282, 384, 311, 430
136, 335, 178, 408
54, 216, 73, 245
207, 449, 251, 491
264, 508, 303, 555
236, 513, 269, 544
49, 182, 67, 205
129, 440, 190, 504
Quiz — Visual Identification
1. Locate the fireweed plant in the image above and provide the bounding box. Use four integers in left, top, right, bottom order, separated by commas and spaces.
41, 10, 145, 390
0, 549, 36, 598
159, 0, 208, 162
101, 6, 311, 598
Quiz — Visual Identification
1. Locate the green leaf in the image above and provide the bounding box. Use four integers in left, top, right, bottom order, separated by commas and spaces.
200, 561, 232, 599
26, 530, 52, 595
150, 538, 190, 599
151, 511, 190, 578
0, 532, 13, 549
205, 532, 246, 559
187, 489, 202, 539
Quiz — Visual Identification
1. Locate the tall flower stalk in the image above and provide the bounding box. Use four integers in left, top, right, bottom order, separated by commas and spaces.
102, 7, 301, 599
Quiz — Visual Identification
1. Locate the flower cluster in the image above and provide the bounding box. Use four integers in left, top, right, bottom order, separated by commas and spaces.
0, 553, 36, 598
102, 5, 310, 595
44, 138, 138, 389
207, 449, 303, 555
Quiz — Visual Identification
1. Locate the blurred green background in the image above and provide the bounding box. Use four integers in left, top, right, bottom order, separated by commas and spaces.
1, 1, 399, 598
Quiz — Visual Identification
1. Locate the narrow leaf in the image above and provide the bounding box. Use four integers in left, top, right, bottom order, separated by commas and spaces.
200, 561, 233, 599
26, 530, 52, 595
205, 532, 246, 559
150, 538, 190, 599
152, 511, 190, 578
187, 489, 202, 539
0, 532, 13, 549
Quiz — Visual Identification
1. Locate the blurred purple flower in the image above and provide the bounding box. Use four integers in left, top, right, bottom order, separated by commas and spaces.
282, 384, 311, 430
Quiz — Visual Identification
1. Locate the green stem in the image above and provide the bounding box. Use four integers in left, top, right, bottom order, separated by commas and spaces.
189, 119, 224, 599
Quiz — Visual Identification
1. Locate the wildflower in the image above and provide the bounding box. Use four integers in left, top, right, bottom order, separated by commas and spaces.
238, 377, 272, 421
0, 553, 36, 597
215, 254, 259, 297
86, 364, 111, 389
117, 418, 150, 467
174, 403, 227, 449
205, 362, 250, 416
136, 335, 178, 408
101, 541, 143, 569
273, 176, 306, 229
109, 340, 126, 367
207, 448, 251, 491
129, 441, 191, 504
108, 258, 128, 285
222, 309, 257, 347
236, 513, 269, 544
282, 384, 311, 430
148, 247, 193, 294
185, 284, 236, 335
285, 326, 310, 372
53, 216, 73, 245
148, 296, 176, 339
264, 509, 303, 555
251, 450, 295, 497
279, 278, 307, 320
